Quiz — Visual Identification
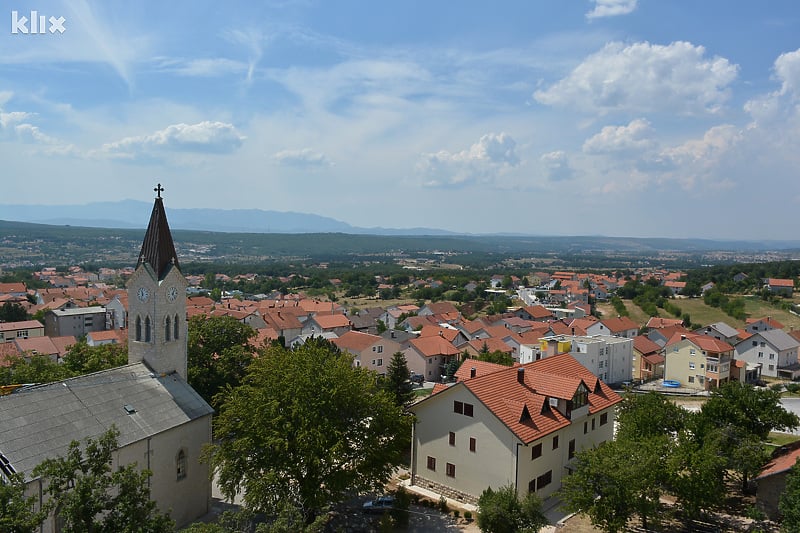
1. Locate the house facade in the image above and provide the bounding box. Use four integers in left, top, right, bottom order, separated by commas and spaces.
409, 353, 621, 504
539, 334, 633, 385
0, 320, 45, 343
734, 329, 800, 379
664, 334, 733, 391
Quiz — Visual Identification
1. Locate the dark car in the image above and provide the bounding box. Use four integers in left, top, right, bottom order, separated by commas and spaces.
362, 495, 395, 514
409, 373, 425, 385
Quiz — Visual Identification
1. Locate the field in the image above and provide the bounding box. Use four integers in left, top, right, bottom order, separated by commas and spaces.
598, 295, 800, 331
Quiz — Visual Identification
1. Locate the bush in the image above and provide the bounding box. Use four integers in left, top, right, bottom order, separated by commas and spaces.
438, 495, 449, 512
453, 510, 460, 519
464, 510, 473, 521
771, 383, 784, 393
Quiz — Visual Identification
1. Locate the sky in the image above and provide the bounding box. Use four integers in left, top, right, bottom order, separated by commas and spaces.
2, 0, 800, 240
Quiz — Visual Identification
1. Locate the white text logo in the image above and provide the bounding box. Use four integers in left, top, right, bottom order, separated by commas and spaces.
11, 10, 66, 34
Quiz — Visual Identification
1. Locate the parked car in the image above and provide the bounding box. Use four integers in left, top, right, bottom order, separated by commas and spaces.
362, 495, 395, 514
409, 373, 424, 385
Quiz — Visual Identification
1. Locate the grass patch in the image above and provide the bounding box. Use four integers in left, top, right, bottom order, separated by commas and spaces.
767, 432, 800, 447
413, 388, 433, 398
670, 298, 741, 328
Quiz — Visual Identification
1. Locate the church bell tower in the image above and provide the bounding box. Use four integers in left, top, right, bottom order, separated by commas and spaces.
127, 184, 188, 379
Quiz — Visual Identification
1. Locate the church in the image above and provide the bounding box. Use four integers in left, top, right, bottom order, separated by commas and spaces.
0, 187, 213, 530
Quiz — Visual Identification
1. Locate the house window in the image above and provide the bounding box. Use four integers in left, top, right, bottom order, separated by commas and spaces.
176, 449, 187, 481
165, 315, 171, 341
531, 443, 542, 460
688, 376, 695, 383
600, 413, 608, 426
377, 345, 383, 353
464, 403, 474, 417
584, 421, 588, 434
454, 401, 463, 414
572, 386, 588, 409
449, 432, 456, 446
446, 463, 456, 478
592, 418, 596, 431
568, 439, 576, 459
552, 436, 559, 450
770, 354, 775, 360
135, 316, 142, 341
690, 349, 696, 356
752, 341, 758, 346
469, 437, 476, 452
769, 364, 775, 371
377, 359, 383, 366
536, 470, 552, 490
426, 456, 436, 471
689, 362, 695, 370
528, 479, 536, 493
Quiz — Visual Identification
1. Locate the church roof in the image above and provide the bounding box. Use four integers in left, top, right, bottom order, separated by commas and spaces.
0, 363, 212, 480
138, 194, 180, 280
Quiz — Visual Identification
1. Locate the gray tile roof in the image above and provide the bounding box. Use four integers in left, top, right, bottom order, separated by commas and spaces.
0, 363, 212, 479
760, 329, 800, 352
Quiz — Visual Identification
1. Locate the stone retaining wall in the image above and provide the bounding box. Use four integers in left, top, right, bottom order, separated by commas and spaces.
411, 476, 478, 505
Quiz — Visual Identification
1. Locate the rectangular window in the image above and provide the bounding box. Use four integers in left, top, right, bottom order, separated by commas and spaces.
531, 443, 542, 459
469, 437, 476, 452
528, 479, 536, 493
688, 376, 695, 383
770, 353, 775, 360
584, 421, 588, 434
769, 364, 775, 371
752, 341, 758, 346
536, 470, 552, 490
454, 401, 463, 414
426, 456, 436, 471
592, 418, 596, 431
464, 403, 474, 417
568, 439, 576, 459
377, 345, 383, 353
689, 362, 695, 370
449, 432, 456, 446
600, 413, 608, 426
377, 358, 383, 366
552, 436, 559, 450
446, 463, 456, 477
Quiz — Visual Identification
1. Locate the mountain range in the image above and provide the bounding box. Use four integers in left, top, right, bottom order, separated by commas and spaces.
0, 200, 456, 235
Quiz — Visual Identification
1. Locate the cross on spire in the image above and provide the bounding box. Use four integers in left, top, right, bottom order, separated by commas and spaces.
154, 183, 164, 198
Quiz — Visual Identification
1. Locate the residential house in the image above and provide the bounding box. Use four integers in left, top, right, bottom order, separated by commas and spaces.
632, 335, 664, 382
12, 337, 62, 362
586, 316, 639, 339
0, 282, 28, 299
746, 316, 785, 334
44, 307, 109, 338
756, 444, 800, 520
403, 336, 462, 381
0, 320, 45, 343
539, 335, 633, 385
514, 305, 554, 323
645, 317, 684, 331
764, 278, 794, 297
734, 329, 800, 379
663, 281, 686, 295
301, 314, 352, 337
87, 329, 123, 347
408, 353, 622, 504
695, 321, 740, 345
733, 272, 749, 283
647, 325, 691, 348
418, 325, 469, 348
332, 330, 402, 375
664, 334, 733, 391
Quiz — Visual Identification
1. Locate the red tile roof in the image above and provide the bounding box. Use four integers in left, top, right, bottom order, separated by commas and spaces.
409, 336, 461, 357
758, 446, 800, 479
601, 316, 639, 333
633, 335, 661, 355
453, 353, 622, 444
455, 359, 510, 381
746, 316, 785, 329
333, 330, 381, 352
646, 317, 684, 329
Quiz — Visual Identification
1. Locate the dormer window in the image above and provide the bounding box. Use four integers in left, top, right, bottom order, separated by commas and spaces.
571, 384, 589, 410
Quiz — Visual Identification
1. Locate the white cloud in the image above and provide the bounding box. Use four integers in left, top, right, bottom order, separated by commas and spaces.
153, 57, 248, 77
774, 49, 800, 98
654, 125, 742, 189
534, 41, 738, 115
418, 133, 520, 187
586, 0, 638, 19
273, 148, 331, 167
99, 121, 245, 158
540, 151, 574, 182
583, 118, 654, 153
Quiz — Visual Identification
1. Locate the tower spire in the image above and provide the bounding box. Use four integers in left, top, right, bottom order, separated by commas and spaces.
138, 184, 180, 280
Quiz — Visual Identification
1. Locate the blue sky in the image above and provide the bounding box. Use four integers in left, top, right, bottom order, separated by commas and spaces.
2, 0, 800, 239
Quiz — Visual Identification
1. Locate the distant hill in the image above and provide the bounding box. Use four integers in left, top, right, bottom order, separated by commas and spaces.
0, 200, 457, 236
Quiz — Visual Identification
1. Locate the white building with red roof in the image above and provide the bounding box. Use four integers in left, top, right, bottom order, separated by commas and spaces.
408, 353, 621, 504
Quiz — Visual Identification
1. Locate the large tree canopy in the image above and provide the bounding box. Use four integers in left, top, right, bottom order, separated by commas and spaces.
476, 484, 547, 533
187, 314, 257, 407
207, 338, 412, 522
32, 427, 173, 533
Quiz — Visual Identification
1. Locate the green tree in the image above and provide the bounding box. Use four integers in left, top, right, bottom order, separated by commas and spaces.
187, 315, 257, 407
696, 381, 799, 441
382, 351, 414, 406
780, 458, 800, 532
0, 302, 28, 322
61, 340, 128, 375
207, 338, 412, 523
0, 472, 46, 533
0, 354, 72, 386
665, 431, 727, 520
477, 350, 514, 367
615, 391, 688, 442
32, 427, 174, 533
560, 438, 666, 532
476, 484, 547, 533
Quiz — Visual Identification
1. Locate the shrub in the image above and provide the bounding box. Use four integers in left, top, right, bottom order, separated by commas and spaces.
438, 495, 449, 512
453, 510, 460, 519
464, 510, 473, 521
771, 383, 784, 393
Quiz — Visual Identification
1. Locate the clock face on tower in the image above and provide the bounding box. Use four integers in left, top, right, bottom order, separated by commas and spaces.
167, 286, 179, 302
137, 287, 150, 302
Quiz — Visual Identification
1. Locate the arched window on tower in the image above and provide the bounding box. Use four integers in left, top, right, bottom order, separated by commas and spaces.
174, 314, 180, 340
135, 316, 142, 342
165, 315, 171, 341
176, 448, 187, 481
145, 316, 151, 343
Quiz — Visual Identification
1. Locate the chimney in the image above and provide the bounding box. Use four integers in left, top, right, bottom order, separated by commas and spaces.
517, 367, 525, 384
470, 367, 476, 378
680, 334, 686, 340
